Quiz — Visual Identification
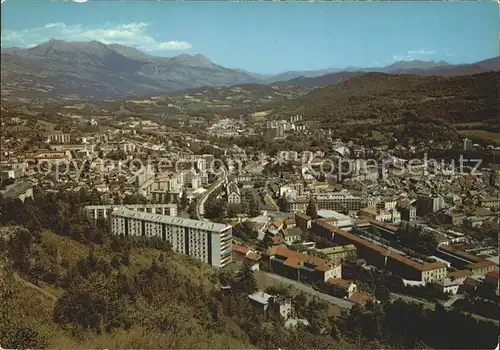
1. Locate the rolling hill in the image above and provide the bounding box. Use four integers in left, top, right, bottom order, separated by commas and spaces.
271, 71, 499, 142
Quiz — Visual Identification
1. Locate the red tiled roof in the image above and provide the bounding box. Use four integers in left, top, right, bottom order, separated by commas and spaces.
485, 269, 500, 282
232, 244, 249, 255
367, 219, 399, 232
271, 236, 284, 245
267, 246, 338, 272
245, 251, 261, 262
271, 218, 284, 228
349, 292, 375, 305
463, 277, 479, 288
448, 269, 472, 279
465, 260, 496, 269
439, 245, 484, 263
327, 278, 352, 289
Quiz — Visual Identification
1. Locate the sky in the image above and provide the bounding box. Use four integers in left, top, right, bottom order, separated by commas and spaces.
1, 0, 499, 74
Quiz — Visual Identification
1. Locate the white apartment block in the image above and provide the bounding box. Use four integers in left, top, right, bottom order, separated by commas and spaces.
316, 193, 363, 212
110, 208, 232, 268
47, 133, 71, 144
284, 193, 363, 213
84, 204, 178, 221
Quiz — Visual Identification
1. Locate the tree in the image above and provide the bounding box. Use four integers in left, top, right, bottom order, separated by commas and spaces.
235, 261, 258, 294
180, 188, 189, 211
307, 299, 329, 335
257, 234, 273, 251
204, 197, 228, 223
374, 286, 391, 304
247, 194, 261, 218
306, 197, 318, 219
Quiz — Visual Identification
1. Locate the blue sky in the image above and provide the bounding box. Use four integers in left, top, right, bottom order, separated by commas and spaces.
1, 1, 498, 74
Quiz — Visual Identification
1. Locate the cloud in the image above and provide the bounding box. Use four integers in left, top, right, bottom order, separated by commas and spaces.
407, 49, 436, 56
0, 22, 192, 52
391, 48, 437, 62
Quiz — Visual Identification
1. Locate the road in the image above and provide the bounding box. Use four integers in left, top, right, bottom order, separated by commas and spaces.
390, 292, 434, 309
391, 292, 499, 325
13, 272, 58, 302
195, 166, 227, 220
443, 293, 465, 308
255, 270, 355, 310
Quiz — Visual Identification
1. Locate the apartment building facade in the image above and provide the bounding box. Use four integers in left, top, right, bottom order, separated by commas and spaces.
110, 208, 232, 267
416, 193, 445, 216
47, 133, 71, 144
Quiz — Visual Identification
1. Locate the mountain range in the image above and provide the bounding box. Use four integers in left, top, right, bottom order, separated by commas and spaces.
1, 39, 499, 101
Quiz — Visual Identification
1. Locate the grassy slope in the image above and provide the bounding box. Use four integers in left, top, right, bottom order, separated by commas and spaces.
3, 230, 251, 349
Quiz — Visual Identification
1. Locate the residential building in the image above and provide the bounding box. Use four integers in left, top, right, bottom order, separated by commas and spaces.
248, 291, 293, 319
0, 166, 24, 180
110, 208, 232, 267
479, 196, 500, 209
232, 243, 261, 269
283, 227, 302, 245
416, 193, 445, 216
327, 278, 357, 298
268, 217, 284, 236
349, 292, 375, 306
442, 210, 466, 226
464, 260, 497, 276
359, 208, 401, 223
316, 193, 363, 212
263, 246, 342, 284
398, 205, 417, 222
227, 182, 241, 204
433, 278, 464, 295
47, 133, 71, 144
283, 196, 309, 213
295, 212, 312, 232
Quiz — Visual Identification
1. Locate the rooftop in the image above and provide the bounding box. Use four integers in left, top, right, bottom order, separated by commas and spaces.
112, 208, 231, 232
248, 291, 272, 305
317, 245, 357, 254
317, 210, 352, 221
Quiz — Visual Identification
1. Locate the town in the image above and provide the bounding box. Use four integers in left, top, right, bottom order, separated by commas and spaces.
2, 99, 499, 323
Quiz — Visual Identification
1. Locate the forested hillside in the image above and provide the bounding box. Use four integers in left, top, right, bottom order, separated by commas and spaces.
272, 71, 499, 142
